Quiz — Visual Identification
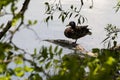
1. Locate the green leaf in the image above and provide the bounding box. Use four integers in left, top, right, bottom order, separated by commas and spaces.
0, 51, 5, 60
49, 45, 53, 59
14, 67, 24, 77
28, 20, 32, 25
0, 76, 10, 80
0, 64, 6, 73
33, 20, 37, 24
62, 15, 65, 22
69, 13, 72, 18
28, 20, 37, 25
0, 24, 4, 28
105, 57, 116, 66
92, 48, 100, 53
44, 2, 49, 5
41, 47, 48, 59
81, 0, 84, 5
78, 17, 81, 24
74, 7, 77, 11
53, 59, 59, 64
74, 14, 79, 18
82, 17, 85, 23
45, 61, 51, 69
34, 48, 37, 55
0, 0, 14, 7
70, 5, 73, 9
11, 2, 17, 15
34, 66, 43, 72
29, 73, 42, 80
58, 48, 62, 56
14, 56, 23, 64
58, 13, 62, 19
54, 46, 58, 53
45, 2, 50, 13
12, 14, 21, 26
113, 41, 117, 47
107, 41, 111, 48
45, 16, 50, 22
58, 7, 62, 11
49, 45, 53, 54
24, 66, 34, 72
115, 1, 120, 12
115, 7, 120, 12
51, 15, 53, 20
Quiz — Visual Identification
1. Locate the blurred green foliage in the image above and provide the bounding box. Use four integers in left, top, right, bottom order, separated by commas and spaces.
0, 42, 120, 80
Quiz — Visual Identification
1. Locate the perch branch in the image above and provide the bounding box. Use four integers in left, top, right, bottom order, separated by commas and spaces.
44, 39, 98, 57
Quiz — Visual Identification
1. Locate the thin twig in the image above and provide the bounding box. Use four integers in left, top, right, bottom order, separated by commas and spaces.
9, 21, 23, 42
26, 27, 41, 41
10, 40, 31, 55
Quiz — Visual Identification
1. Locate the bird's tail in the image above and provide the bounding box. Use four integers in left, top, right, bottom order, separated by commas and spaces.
88, 31, 92, 35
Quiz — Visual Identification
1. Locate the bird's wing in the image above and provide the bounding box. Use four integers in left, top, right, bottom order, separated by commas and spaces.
80, 25, 88, 28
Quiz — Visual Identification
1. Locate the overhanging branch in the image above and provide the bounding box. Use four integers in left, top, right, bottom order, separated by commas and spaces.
0, 0, 30, 40
0, 21, 12, 40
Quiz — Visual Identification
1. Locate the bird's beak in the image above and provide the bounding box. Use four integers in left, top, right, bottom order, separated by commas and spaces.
66, 24, 70, 27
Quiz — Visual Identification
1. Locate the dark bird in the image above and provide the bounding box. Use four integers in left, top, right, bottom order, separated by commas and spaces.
64, 21, 92, 43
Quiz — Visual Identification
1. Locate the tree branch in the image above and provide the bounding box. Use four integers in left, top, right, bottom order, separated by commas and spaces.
0, 21, 12, 40
0, 0, 30, 40
20, 0, 30, 14
44, 39, 98, 57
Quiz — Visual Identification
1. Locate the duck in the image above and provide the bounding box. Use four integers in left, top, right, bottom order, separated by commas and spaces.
64, 21, 92, 43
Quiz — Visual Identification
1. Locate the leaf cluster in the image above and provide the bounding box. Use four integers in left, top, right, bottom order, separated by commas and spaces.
44, 0, 87, 24
115, 1, 120, 12
102, 24, 120, 48
44, 47, 120, 80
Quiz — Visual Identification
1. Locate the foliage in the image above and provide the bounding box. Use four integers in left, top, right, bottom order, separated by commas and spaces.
115, 0, 120, 12
44, 0, 91, 24
0, 0, 120, 80
0, 44, 63, 80
0, 42, 120, 80
102, 24, 120, 48
48, 48, 120, 80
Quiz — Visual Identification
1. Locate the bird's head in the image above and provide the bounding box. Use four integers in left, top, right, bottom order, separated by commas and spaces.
66, 21, 76, 29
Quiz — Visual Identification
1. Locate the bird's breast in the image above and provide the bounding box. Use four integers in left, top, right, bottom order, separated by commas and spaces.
64, 28, 79, 39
